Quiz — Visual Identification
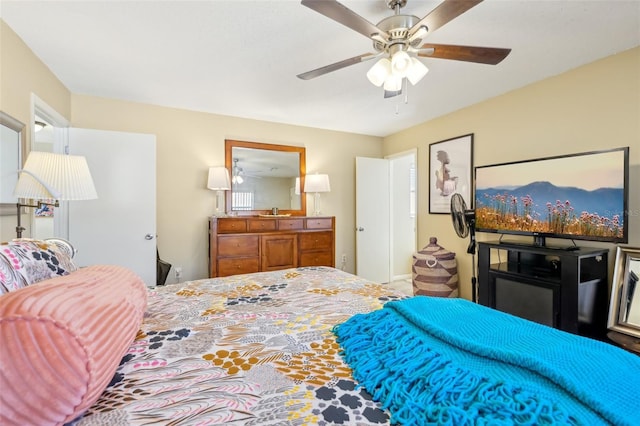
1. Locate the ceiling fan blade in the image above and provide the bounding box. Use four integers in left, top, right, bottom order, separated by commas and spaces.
417, 43, 511, 65
301, 0, 388, 40
409, 0, 483, 36
297, 52, 380, 80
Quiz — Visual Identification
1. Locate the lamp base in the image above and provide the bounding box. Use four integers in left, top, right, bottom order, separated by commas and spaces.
213, 190, 227, 217
313, 192, 322, 216
15, 200, 59, 238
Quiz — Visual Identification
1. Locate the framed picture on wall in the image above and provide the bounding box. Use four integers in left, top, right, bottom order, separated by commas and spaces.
428, 133, 474, 214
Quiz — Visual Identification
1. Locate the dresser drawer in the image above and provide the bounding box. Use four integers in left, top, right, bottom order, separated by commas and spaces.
278, 218, 304, 231
299, 231, 333, 250
299, 251, 333, 267
218, 235, 259, 256
305, 218, 333, 230
218, 257, 260, 276
248, 219, 277, 232
217, 219, 247, 233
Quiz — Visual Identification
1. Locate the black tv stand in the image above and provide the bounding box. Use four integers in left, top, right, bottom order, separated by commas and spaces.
497, 235, 580, 251
478, 241, 608, 340
498, 239, 580, 251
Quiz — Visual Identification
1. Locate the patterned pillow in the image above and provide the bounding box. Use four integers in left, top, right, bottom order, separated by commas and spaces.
0, 239, 78, 295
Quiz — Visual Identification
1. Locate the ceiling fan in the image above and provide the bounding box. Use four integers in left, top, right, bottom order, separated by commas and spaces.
232, 158, 265, 184
297, 0, 511, 98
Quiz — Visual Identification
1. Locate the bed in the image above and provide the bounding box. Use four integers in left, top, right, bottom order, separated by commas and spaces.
71, 266, 407, 425
2, 242, 639, 426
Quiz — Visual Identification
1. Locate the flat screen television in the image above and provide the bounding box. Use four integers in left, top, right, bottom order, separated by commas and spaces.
474, 147, 629, 248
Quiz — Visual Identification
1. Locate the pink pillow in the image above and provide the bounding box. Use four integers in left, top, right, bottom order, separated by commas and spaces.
0, 265, 147, 426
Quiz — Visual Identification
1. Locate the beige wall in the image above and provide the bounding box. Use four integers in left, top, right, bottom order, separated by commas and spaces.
0, 21, 71, 142
1, 20, 71, 241
383, 46, 640, 300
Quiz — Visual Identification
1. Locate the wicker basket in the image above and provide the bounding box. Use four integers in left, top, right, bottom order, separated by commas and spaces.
412, 237, 459, 297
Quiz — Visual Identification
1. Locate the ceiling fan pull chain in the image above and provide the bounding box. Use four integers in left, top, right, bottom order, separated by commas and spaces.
404, 78, 409, 104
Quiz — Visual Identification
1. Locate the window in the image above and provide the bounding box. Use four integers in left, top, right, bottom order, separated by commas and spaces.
232, 191, 254, 210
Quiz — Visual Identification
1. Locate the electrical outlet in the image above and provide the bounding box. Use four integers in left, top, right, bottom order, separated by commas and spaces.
174, 266, 183, 279
341, 254, 347, 263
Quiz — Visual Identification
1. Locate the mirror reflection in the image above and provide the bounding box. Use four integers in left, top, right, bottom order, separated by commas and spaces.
620, 257, 640, 327
608, 246, 640, 339
225, 140, 306, 216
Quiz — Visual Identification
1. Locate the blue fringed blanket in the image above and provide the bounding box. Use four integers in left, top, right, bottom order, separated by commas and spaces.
333, 297, 640, 426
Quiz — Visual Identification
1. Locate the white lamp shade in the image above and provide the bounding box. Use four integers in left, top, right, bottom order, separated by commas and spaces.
366, 58, 391, 87
207, 166, 231, 190
304, 173, 331, 193
14, 151, 97, 200
407, 58, 429, 85
295, 177, 301, 195
383, 75, 403, 92
391, 50, 412, 77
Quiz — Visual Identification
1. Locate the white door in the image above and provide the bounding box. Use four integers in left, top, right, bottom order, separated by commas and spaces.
356, 157, 390, 282
68, 129, 156, 286
389, 151, 417, 281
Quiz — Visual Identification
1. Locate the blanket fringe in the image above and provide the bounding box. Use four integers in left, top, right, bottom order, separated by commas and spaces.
333, 310, 574, 426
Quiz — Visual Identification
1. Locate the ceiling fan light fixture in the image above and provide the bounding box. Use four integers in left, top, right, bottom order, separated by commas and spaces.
406, 57, 429, 85
232, 158, 244, 185
366, 58, 391, 86
383, 74, 403, 92
391, 50, 412, 77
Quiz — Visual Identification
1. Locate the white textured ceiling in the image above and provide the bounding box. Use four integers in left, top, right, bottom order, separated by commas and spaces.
1, 0, 639, 137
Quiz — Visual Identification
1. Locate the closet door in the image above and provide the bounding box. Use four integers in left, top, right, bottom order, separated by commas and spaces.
68, 128, 156, 286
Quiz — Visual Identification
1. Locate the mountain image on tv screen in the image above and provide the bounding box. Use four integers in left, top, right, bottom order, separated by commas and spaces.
474, 148, 628, 240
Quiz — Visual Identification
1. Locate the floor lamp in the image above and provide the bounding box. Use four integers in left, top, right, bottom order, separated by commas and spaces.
207, 166, 231, 217
13, 151, 98, 238
304, 173, 331, 216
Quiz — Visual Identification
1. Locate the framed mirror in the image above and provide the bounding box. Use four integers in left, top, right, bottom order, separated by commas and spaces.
608, 246, 640, 339
225, 140, 306, 216
1, 112, 26, 239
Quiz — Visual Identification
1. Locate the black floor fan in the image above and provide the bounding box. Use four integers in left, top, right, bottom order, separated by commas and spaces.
450, 193, 478, 302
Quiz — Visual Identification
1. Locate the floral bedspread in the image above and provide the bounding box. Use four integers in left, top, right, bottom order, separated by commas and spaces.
74, 267, 406, 425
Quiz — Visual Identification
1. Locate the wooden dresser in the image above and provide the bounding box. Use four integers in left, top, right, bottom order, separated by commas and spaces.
209, 216, 335, 277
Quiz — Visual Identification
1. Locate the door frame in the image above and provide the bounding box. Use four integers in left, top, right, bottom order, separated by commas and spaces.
355, 149, 417, 283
